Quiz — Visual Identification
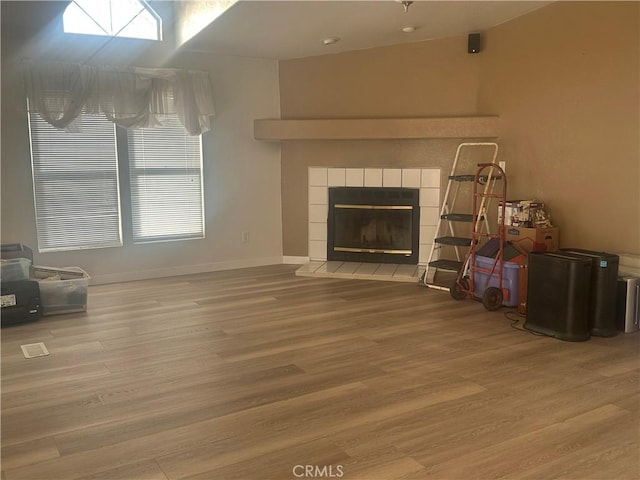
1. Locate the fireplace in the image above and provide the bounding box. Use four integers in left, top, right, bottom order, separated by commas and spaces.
307, 167, 441, 266
327, 187, 420, 264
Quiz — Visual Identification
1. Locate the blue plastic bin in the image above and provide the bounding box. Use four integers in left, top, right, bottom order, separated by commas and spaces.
473, 255, 520, 307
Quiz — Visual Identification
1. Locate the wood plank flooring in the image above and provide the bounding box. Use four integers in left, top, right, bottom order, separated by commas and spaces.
1, 264, 639, 480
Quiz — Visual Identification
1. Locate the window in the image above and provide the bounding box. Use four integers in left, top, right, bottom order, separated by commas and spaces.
28, 113, 204, 252
63, 0, 162, 41
127, 117, 205, 243
28, 112, 123, 252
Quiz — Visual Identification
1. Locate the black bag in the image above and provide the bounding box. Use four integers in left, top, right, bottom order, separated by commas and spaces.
1, 280, 41, 326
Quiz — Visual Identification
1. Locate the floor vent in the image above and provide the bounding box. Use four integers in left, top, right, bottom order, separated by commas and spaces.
20, 342, 50, 359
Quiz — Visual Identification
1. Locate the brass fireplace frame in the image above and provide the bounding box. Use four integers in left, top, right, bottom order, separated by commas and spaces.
327, 187, 420, 264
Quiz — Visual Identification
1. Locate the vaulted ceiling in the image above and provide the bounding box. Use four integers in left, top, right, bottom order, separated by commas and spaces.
180, 1, 553, 59
1, 1, 553, 60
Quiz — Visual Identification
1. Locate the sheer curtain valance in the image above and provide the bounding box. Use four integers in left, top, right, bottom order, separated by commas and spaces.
23, 61, 215, 136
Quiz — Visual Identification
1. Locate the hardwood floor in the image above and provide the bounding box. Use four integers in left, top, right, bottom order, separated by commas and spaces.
1, 264, 639, 480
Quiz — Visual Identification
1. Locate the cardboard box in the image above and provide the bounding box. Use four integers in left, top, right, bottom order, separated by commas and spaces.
506, 226, 559, 253
499, 200, 544, 228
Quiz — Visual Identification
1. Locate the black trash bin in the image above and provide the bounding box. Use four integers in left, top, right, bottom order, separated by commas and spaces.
561, 248, 619, 337
525, 251, 592, 341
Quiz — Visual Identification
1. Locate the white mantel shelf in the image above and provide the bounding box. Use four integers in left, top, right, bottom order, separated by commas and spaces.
254, 116, 500, 141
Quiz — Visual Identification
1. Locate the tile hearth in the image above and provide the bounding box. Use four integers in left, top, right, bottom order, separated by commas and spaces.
296, 261, 425, 283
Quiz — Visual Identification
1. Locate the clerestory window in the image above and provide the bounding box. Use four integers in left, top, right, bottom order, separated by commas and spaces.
63, 0, 162, 41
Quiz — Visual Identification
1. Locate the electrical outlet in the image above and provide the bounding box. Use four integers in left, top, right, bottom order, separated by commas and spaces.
242, 231, 250, 243
499, 161, 506, 172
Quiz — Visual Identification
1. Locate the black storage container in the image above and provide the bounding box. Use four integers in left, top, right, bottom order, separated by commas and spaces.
525, 251, 592, 341
1, 243, 34, 262
1, 280, 42, 326
560, 248, 619, 337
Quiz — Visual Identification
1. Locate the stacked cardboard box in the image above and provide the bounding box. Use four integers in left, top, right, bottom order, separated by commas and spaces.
506, 226, 559, 253
499, 200, 545, 228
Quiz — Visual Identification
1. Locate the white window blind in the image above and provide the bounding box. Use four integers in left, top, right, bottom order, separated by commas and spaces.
127, 115, 204, 243
28, 112, 123, 252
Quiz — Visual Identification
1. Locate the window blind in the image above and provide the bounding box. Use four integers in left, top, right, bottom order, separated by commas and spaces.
127, 115, 204, 243
28, 112, 123, 252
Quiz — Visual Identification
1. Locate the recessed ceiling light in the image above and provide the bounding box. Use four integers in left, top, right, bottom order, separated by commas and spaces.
401, 26, 417, 33
323, 37, 340, 45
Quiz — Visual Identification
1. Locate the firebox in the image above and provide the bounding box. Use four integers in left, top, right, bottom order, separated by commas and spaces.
327, 187, 420, 264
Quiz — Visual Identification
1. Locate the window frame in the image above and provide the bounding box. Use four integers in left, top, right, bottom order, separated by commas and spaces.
62, 0, 163, 42
28, 112, 205, 253
124, 118, 206, 244
28, 110, 124, 253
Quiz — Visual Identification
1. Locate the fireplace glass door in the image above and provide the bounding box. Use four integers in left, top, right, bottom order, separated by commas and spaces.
327, 187, 419, 264
333, 205, 413, 254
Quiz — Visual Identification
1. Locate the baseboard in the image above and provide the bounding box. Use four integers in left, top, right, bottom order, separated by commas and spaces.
618, 252, 640, 276
282, 256, 309, 264
89, 256, 285, 285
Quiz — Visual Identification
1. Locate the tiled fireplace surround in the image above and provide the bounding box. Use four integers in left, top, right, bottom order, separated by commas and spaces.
307, 167, 441, 267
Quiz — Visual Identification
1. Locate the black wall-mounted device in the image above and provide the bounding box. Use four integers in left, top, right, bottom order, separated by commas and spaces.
468, 33, 481, 54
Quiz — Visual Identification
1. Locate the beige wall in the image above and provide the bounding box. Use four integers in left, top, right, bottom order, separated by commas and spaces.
279, 1, 639, 257
279, 35, 484, 256
2, 1, 637, 280
279, 35, 481, 119
478, 1, 639, 253
1, 9, 283, 284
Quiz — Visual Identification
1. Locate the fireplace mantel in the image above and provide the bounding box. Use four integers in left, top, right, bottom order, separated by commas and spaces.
254, 116, 500, 141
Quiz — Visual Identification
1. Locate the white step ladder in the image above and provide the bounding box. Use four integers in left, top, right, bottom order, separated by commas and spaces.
421, 142, 500, 291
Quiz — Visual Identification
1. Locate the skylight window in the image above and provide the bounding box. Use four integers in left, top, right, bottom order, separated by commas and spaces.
63, 0, 162, 41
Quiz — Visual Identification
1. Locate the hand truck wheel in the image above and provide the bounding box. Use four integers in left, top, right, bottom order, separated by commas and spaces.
450, 277, 470, 301
482, 287, 503, 311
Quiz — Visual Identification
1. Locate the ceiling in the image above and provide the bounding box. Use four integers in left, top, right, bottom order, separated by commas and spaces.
181, 1, 553, 59
1, 1, 553, 60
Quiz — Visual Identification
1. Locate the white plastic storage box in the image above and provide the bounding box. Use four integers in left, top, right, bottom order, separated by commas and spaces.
473, 255, 520, 307
32, 266, 89, 316
1, 258, 31, 282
